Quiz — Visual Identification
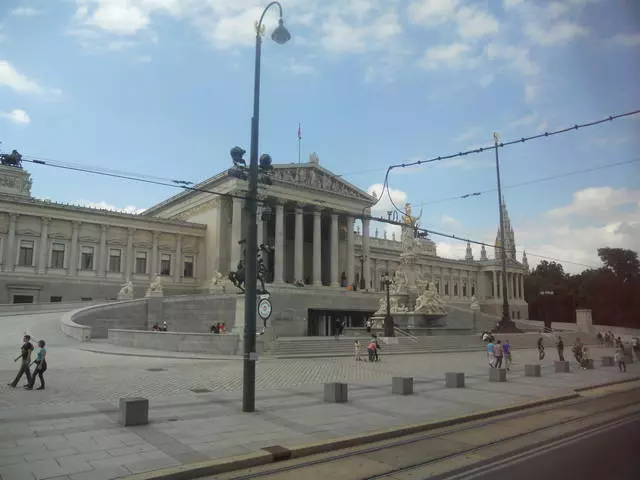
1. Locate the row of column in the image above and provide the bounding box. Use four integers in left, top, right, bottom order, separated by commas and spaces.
3, 215, 185, 282
492, 270, 525, 300
230, 198, 368, 287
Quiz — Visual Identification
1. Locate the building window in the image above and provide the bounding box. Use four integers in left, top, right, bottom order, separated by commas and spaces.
18, 240, 34, 266
183, 255, 194, 278
444, 282, 449, 296
135, 251, 147, 274
462, 284, 467, 297
80, 246, 94, 270
108, 248, 122, 273
454, 283, 458, 296
50, 296, 62, 303
471, 284, 476, 296
160, 253, 171, 276
51, 242, 65, 269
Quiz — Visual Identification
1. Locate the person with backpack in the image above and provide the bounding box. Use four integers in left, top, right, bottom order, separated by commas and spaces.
8, 335, 34, 388
26, 340, 47, 390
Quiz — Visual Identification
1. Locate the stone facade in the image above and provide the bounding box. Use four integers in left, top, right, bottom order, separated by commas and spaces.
0, 156, 527, 320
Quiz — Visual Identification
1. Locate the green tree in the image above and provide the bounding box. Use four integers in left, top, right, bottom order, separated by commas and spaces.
597, 248, 640, 282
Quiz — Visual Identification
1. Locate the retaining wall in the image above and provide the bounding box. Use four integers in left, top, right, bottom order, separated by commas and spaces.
108, 329, 241, 355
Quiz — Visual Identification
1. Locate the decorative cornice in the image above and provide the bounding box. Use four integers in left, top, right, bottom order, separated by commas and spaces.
79, 236, 99, 243
134, 241, 153, 249
41, 217, 52, 225
17, 228, 39, 237
49, 232, 70, 240
106, 238, 128, 246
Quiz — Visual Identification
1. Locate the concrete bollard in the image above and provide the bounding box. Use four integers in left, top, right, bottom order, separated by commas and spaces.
601, 356, 614, 367
583, 358, 595, 370
445, 372, 465, 388
524, 364, 541, 377
392, 377, 414, 395
624, 352, 634, 364
324, 383, 348, 403
489, 368, 507, 382
555, 361, 570, 373
119, 397, 149, 427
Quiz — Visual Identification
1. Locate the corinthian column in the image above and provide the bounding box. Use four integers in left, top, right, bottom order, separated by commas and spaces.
312, 209, 322, 285
294, 205, 304, 283
4, 214, 17, 272
330, 213, 339, 287
346, 215, 354, 286
38, 217, 50, 274
362, 213, 371, 291
98, 225, 108, 277
273, 203, 284, 284
230, 196, 244, 271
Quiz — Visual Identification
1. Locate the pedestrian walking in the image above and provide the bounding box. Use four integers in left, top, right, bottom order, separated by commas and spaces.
26, 340, 47, 390
537, 337, 545, 361
493, 340, 504, 369
503, 339, 512, 370
556, 336, 565, 362
354, 340, 361, 361
615, 345, 627, 373
8, 335, 34, 388
487, 339, 495, 367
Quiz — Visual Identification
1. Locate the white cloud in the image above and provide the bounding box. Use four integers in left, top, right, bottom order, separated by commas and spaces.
485, 43, 540, 76
441, 214, 460, 228
524, 84, 538, 103
75, 200, 146, 214
0, 109, 30, 125
525, 21, 587, 46
419, 43, 479, 70
0, 60, 45, 94
455, 6, 499, 39
284, 58, 317, 76
11, 7, 44, 16
507, 113, 538, 129
367, 183, 408, 240
320, 11, 402, 54
609, 33, 640, 47
407, 0, 458, 26
455, 126, 481, 143
86, 2, 150, 35
435, 241, 468, 260
547, 187, 640, 220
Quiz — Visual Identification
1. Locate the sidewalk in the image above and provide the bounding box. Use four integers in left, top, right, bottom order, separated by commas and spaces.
1, 361, 637, 480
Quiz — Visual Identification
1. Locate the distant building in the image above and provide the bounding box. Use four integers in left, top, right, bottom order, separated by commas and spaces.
0, 154, 528, 318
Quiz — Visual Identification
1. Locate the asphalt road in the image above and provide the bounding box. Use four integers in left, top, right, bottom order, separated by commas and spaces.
468, 416, 640, 480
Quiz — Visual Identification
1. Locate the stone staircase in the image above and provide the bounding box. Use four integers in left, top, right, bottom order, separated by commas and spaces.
264, 331, 598, 358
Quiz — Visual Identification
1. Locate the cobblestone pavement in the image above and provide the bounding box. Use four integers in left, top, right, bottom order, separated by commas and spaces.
1, 312, 638, 480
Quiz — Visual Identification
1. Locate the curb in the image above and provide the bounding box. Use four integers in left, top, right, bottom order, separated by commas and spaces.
121, 392, 580, 480
574, 376, 640, 392
79, 346, 241, 361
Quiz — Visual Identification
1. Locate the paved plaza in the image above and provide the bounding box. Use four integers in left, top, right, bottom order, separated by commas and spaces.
1, 312, 638, 480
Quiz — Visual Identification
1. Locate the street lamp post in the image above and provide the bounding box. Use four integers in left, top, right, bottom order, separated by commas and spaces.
358, 254, 366, 290
382, 273, 394, 337
493, 132, 519, 332
242, 1, 290, 413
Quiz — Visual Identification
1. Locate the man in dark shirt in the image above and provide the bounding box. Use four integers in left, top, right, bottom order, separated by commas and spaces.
8, 335, 34, 388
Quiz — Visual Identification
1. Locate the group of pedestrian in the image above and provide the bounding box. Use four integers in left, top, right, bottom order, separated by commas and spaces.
209, 322, 226, 334
485, 338, 512, 370
354, 335, 381, 362
597, 330, 617, 348
151, 322, 168, 332
7, 335, 48, 391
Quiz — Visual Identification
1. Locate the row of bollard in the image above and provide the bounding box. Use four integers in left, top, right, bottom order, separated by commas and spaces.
322, 355, 620, 403
117, 356, 626, 423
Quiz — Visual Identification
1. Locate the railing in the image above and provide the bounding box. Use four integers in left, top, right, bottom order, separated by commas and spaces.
394, 326, 419, 343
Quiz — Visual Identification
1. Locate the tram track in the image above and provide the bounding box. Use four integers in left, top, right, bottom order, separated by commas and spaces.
211, 386, 640, 480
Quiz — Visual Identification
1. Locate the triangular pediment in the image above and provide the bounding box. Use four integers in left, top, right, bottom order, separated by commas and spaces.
271, 164, 375, 203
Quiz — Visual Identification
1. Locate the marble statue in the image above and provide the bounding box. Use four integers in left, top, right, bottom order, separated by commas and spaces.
145, 275, 163, 297
117, 281, 134, 301
209, 270, 231, 294
413, 281, 447, 315
470, 295, 481, 311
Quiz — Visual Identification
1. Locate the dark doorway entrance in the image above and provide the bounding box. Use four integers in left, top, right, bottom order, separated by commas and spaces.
307, 309, 374, 336
13, 295, 34, 304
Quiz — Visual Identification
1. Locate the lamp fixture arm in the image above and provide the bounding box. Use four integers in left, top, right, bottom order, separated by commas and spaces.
257, 1, 283, 33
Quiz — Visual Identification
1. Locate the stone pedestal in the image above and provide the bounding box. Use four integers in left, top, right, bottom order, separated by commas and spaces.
119, 397, 149, 426
489, 368, 507, 382
575, 309, 593, 334
392, 377, 414, 395
445, 372, 465, 388
324, 383, 348, 403
524, 364, 541, 377
0, 165, 32, 197
117, 291, 134, 301
601, 356, 614, 367
583, 358, 594, 370
233, 296, 245, 334
145, 290, 163, 298
555, 361, 570, 373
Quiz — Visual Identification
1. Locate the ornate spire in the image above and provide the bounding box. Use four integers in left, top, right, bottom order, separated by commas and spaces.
495, 198, 517, 261
522, 250, 529, 273
465, 242, 474, 261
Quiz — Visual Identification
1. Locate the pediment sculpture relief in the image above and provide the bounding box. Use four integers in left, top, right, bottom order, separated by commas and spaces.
273, 167, 371, 201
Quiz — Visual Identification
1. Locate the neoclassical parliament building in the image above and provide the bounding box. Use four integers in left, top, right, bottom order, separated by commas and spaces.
0, 154, 528, 318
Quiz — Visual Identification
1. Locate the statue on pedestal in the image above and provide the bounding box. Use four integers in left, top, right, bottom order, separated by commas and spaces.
145, 275, 163, 297
209, 270, 232, 294
117, 281, 134, 301
413, 281, 446, 315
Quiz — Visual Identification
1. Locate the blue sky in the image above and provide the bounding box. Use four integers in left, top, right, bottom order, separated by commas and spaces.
1, 0, 639, 273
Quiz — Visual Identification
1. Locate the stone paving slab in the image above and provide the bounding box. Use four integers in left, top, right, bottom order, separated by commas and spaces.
1, 361, 637, 480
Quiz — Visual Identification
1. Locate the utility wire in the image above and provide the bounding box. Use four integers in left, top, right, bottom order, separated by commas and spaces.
413, 158, 640, 208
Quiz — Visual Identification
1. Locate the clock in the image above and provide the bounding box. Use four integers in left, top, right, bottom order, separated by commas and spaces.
258, 298, 272, 321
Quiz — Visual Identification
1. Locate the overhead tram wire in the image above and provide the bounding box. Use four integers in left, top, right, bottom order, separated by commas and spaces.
20, 156, 599, 270
414, 157, 640, 208
379, 108, 640, 220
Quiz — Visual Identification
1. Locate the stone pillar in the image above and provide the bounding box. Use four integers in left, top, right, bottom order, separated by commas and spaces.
230, 197, 244, 271
273, 203, 284, 284
4, 214, 17, 272
520, 274, 524, 299
174, 235, 182, 283
38, 217, 50, 274
151, 231, 159, 277
69, 221, 80, 276
97, 224, 108, 276
125, 228, 134, 281
362, 215, 371, 291
294, 205, 304, 282
330, 213, 339, 287
492, 270, 497, 298
312, 209, 322, 285
346, 215, 354, 286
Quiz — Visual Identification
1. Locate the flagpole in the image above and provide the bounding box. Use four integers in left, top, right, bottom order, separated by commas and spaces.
297, 122, 301, 164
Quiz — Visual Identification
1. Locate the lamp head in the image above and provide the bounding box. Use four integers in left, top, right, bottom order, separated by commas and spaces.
259, 153, 273, 170
271, 18, 291, 44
